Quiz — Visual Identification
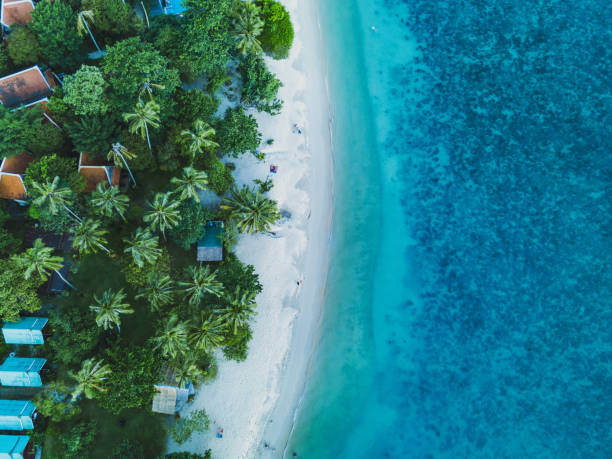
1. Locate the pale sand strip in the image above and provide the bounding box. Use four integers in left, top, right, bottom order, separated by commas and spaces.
166, 1, 333, 457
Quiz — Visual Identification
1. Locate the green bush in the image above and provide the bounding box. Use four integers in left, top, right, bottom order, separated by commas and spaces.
197, 152, 234, 195
169, 199, 209, 249
215, 107, 262, 156
29, 123, 69, 158
6, 25, 39, 67
170, 409, 210, 445
24, 154, 85, 194
257, 0, 294, 59
0, 46, 12, 77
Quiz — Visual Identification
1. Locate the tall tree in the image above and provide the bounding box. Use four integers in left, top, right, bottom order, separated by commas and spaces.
238, 53, 283, 114
0, 259, 44, 322
12, 238, 74, 289
76, 9, 101, 53
89, 288, 134, 331
123, 99, 161, 150
181, 120, 219, 161
30, 0, 83, 71
72, 218, 110, 254
63, 65, 108, 115
123, 227, 161, 268
31, 177, 81, 222
232, 0, 264, 55
140, 81, 165, 100
135, 273, 174, 311
143, 193, 181, 238
68, 358, 111, 401
189, 313, 225, 353
179, 265, 224, 306
171, 167, 208, 201
221, 185, 280, 234
150, 314, 189, 360
107, 142, 137, 185
102, 37, 180, 110
256, 0, 294, 59
91, 182, 129, 220
172, 357, 206, 387
0, 105, 42, 158
66, 115, 120, 157
218, 286, 257, 334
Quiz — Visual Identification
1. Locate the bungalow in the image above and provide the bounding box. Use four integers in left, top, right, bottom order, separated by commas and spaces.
151, 366, 194, 415
2, 317, 48, 346
78, 153, 121, 192
0, 400, 36, 431
150, 0, 186, 17
0, 153, 34, 204
0, 357, 46, 388
196, 221, 224, 262
0, 0, 35, 30
0, 66, 57, 110
0, 434, 33, 458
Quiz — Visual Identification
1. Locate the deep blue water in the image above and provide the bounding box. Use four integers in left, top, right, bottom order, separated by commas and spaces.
289, 0, 611, 458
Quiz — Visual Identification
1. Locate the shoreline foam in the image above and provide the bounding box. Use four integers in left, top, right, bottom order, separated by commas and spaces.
166, 0, 333, 457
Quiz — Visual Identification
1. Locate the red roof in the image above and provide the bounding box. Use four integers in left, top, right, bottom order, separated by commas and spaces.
0, 174, 26, 200
78, 153, 121, 192
0, 66, 53, 108
0, 152, 33, 174
1, 0, 35, 28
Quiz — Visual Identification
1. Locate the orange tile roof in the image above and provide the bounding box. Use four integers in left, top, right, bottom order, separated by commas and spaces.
0, 67, 52, 108
79, 167, 110, 192
0, 174, 26, 200
79, 152, 109, 167
1, 0, 34, 28
1, 153, 33, 174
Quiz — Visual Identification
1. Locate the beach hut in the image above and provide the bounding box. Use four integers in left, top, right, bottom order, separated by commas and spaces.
0, 401, 36, 431
0, 357, 46, 387
197, 221, 224, 262
2, 318, 48, 345
0, 435, 31, 458
151, 367, 194, 415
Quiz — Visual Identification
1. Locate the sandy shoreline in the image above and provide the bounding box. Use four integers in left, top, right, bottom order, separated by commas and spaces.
167, 1, 333, 457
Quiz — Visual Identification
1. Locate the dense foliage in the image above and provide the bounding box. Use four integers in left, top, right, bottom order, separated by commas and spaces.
257, 0, 294, 59
0, 0, 290, 454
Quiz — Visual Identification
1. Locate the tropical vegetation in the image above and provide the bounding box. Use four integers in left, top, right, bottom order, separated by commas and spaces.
0, 0, 287, 455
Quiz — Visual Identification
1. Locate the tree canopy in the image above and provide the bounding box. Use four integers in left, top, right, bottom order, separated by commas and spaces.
63, 65, 110, 116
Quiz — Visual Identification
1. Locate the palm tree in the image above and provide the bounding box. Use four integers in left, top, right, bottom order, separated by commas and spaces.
72, 219, 110, 255
139, 81, 165, 100
108, 142, 137, 186
89, 288, 134, 332
233, 0, 264, 55
181, 119, 219, 161
172, 357, 205, 387
77, 10, 101, 53
221, 185, 280, 234
31, 177, 81, 222
189, 313, 225, 353
150, 314, 189, 360
68, 358, 111, 401
218, 286, 257, 334
135, 273, 174, 311
179, 265, 224, 306
123, 227, 161, 267
91, 182, 130, 221
143, 193, 181, 238
123, 99, 161, 150
171, 167, 208, 201
12, 238, 75, 289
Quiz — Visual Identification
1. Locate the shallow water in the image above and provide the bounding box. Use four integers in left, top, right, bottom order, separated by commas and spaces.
289, 0, 611, 457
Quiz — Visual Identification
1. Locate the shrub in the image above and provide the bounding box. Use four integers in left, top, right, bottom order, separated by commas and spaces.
177, 90, 220, 125
66, 115, 120, 157
0, 46, 12, 77
196, 152, 234, 195
169, 199, 209, 249
170, 409, 210, 445
24, 154, 85, 194
63, 65, 110, 116
215, 107, 262, 156
6, 25, 39, 67
29, 123, 69, 157
257, 0, 294, 59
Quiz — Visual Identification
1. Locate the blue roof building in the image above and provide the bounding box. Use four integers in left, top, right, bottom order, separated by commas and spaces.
0, 358, 46, 387
0, 401, 35, 431
0, 435, 30, 459
197, 221, 224, 262
150, 0, 186, 16
2, 318, 48, 345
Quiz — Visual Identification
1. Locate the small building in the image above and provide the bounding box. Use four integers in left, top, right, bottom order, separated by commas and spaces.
0, 400, 36, 431
0, 357, 46, 388
2, 318, 48, 345
150, 0, 186, 16
0, 435, 32, 458
0, 0, 35, 30
0, 66, 56, 110
151, 367, 194, 415
0, 154, 33, 204
197, 221, 224, 262
78, 153, 121, 192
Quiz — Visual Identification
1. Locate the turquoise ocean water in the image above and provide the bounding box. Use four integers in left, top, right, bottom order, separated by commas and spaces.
289, 0, 611, 457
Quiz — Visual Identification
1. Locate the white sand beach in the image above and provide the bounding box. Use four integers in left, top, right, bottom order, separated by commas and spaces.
167, 1, 333, 457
